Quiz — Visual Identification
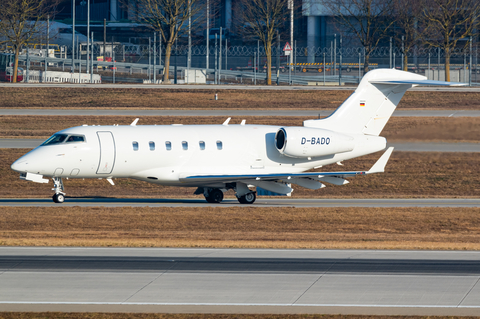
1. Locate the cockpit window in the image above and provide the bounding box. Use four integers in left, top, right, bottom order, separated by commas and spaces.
41, 134, 85, 146
41, 134, 68, 145
66, 135, 85, 143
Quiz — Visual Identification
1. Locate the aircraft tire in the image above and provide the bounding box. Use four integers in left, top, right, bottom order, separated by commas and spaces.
205, 189, 223, 203
53, 193, 65, 203
237, 192, 256, 204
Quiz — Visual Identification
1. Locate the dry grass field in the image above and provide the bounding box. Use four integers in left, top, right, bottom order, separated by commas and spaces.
0, 314, 474, 319
1, 115, 480, 142
1, 206, 480, 250
1, 87, 480, 110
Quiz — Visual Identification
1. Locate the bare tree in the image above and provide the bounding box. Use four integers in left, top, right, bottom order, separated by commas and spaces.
317, 0, 395, 73
234, 0, 290, 85
392, 0, 424, 71
0, 0, 57, 83
127, 0, 206, 83
421, 0, 480, 81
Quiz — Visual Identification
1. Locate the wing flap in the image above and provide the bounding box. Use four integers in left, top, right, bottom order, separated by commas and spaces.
180, 148, 394, 185
179, 170, 366, 184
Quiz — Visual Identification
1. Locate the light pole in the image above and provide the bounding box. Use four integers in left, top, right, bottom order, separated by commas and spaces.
219, 27, 222, 82
214, 33, 217, 84
174, 35, 178, 84
80, 0, 90, 78
469, 36, 472, 87
149, 37, 151, 82
154, 32, 156, 83
288, 0, 293, 85
188, 0, 191, 71
91, 31, 94, 82
206, 0, 209, 78
87, 0, 90, 79
71, 0, 75, 74
390, 37, 392, 69
45, 15, 49, 77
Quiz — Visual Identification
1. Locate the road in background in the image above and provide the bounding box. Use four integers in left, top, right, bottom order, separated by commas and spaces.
2, 83, 480, 91
2, 109, 480, 117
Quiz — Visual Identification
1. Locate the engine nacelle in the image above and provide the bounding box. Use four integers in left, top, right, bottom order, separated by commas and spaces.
275, 127, 355, 158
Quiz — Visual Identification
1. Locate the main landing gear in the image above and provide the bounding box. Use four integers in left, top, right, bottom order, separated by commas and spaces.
237, 192, 256, 204
52, 177, 65, 203
204, 188, 224, 203
200, 184, 257, 204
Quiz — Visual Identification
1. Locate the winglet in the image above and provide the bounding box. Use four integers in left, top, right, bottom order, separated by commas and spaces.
367, 147, 394, 174
130, 118, 139, 126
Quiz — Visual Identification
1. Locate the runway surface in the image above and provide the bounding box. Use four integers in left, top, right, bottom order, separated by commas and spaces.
2, 108, 480, 117
3, 139, 479, 152
2, 197, 480, 208
0, 247, 479, 315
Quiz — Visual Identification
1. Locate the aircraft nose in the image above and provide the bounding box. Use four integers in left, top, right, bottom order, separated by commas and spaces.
11, 159, 28, 173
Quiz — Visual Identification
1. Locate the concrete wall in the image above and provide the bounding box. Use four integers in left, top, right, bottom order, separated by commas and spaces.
425, 69, 469, 83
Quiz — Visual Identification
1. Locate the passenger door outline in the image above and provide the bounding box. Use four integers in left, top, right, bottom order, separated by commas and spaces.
96, 131, 116, 174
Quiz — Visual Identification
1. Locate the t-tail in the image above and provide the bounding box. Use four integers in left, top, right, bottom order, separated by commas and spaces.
304, 69, 465, 136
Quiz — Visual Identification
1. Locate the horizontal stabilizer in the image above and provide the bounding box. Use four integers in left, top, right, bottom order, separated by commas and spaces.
370, 79, 466, 86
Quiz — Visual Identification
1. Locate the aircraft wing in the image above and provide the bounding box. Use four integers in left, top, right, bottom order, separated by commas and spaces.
180, 147, 394, 186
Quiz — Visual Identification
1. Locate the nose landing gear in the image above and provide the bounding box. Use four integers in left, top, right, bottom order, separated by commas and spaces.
52, 177, 65, 203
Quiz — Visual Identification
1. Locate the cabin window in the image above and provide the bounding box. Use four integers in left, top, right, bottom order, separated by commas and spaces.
132, 141, 139, 151
182, 141, 188, 150
216, 140, 223, 150
165, 141, 172, 150
149, 141, 155, 151
199, 141, 205, 150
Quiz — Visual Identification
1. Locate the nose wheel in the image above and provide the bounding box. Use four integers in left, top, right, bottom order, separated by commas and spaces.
52, 177, 65, 203
53, 193, 65, 203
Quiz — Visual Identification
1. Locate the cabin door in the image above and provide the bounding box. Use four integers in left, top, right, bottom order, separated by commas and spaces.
96, 131, 116, 174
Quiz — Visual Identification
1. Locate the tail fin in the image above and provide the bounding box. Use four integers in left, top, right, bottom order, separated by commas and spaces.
304, 69, 464, 136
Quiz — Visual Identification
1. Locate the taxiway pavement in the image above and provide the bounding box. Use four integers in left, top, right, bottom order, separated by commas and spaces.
0, 247, 479, 315
1, 197, 480, 208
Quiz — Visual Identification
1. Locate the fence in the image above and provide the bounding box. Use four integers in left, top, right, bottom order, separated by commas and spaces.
6, 42, 480, 85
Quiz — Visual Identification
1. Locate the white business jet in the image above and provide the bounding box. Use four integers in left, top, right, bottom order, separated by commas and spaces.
11, 69, 464, 204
